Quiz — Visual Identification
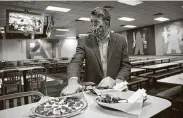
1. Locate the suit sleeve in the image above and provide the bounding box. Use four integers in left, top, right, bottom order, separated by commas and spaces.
116, 37, 131, 81
67, 37, 85, 80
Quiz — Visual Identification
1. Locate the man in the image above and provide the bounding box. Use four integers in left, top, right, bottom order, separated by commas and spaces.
61, 7, 131, 95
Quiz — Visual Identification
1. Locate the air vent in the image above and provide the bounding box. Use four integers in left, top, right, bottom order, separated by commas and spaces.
120, 24, 125, 27
75, 19, 83, 22
153, 13, 164, 16
103, 6, 114, 11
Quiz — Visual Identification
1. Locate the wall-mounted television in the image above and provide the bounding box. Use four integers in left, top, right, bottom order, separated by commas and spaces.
6, 9, 44, 34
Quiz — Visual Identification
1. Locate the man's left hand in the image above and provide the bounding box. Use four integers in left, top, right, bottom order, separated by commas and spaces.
98, 76, 116, 88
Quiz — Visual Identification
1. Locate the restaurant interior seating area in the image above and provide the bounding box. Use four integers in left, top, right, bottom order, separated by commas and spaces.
0, 0, 183, 118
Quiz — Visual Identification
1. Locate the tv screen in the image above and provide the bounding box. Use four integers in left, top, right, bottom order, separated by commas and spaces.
6, 9, 44, 34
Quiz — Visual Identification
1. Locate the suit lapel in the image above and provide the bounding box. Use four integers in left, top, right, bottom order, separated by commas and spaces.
89, 35, 103, 72
107, 32, 117, 66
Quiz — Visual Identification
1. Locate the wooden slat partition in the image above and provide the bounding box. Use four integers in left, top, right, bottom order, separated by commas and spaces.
13, 99, 17, 107
20, 97, 25, 105
5, 100, 9, 109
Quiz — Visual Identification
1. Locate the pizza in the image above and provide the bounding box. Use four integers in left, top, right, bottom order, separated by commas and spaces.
32, 97, 87, 117
96, 94, 121, 103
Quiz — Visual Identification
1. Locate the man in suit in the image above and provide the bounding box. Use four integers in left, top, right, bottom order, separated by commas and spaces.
61, 7, 131, 95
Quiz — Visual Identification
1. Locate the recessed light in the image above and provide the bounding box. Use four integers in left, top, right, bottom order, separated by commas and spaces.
117, 0, 143, 6
46, 6, 71, 12
56, 29, 69, 32
123, 25, 137, 28
154, 17, 169, 21
55, 35, 65, 37
67, 37, 76, 39
118, 17, 135, 21
78, 17, 90, 21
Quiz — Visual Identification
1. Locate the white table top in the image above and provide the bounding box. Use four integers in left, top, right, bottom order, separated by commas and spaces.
0, 66, 45, 72
153, 58, 170, 61
131, 68, 146, 73
157, 73, 183, 85
0, 91, 171, 118
171, 60, 183, 64
141, 62, 179, 70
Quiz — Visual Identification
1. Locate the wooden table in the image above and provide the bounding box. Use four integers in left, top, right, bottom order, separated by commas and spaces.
141, 62, 179, 74
153, 58, 171, 63
157, 73, 183, 85
0, 91, 171, 118
130, 59, 156, 67
131, 68, 146, 76
171, 60, 183, 67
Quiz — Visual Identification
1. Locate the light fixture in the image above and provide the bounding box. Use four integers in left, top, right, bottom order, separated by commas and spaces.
56, 29, 69, 32
118, 17, 135, 21
55, 35, 65, 37
30, 43, 35, 48
123, 25, 137, 28
78, 17, 90, 21
46, 6, 71, 12
154, 17, 169, 22
67, 36, 76, 39
79, 34, 88, 36
117, 0, 143, 6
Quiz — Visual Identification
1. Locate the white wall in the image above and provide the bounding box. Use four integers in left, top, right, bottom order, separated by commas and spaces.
0, 41, 2, 60
61, 39, 78, 58
1, 40, 26, 61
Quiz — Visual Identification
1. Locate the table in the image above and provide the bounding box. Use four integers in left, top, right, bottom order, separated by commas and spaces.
153, 58, 171, 63
131, 68, 146, 76
140, 62, 179, 74
171, 60, 183, 67
0, 91, 171, 118
130, 59, 156, 67
157, 73, 183, 85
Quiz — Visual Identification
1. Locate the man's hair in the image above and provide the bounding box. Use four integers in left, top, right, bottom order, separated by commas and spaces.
91, 7, 111, 26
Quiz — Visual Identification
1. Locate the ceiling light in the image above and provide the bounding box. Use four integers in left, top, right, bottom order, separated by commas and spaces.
46, 6, 71, 12
67, 37, 76, 39
30, 43, 35, 48
118, 17, 135, 21
78, 17, 90, 21
123, 25, 137, 28
55, 35, 65, 37
117, 0, 143, 6
154, 17, 169, 21
56, 29, 69, 32
79, 34, 88, 36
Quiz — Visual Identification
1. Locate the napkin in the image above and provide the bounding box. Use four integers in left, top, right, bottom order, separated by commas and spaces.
112, 81, 128, 91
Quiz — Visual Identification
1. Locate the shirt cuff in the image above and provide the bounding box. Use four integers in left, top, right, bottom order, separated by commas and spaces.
69, 77, 79, 81
115, 78, 125, 83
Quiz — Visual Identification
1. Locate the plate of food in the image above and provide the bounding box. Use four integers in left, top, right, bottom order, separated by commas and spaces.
31, 96, 88, 118
94, 92, 149, 115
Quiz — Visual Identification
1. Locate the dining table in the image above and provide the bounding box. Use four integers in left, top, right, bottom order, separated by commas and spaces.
157, 73, 183, 86
0, 90, 171, 118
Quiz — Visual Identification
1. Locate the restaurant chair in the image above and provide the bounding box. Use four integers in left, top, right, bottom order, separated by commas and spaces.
2, 70, 23, 95
0, 91, 43, 110
27, 68, 47, 95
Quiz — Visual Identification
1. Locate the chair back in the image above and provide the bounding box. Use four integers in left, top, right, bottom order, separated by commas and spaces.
27, 67, 47, 95
0, 91, 43, 110
3, 70, 22, 85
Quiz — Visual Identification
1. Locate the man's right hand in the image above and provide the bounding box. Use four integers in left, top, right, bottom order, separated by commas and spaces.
61, 78, 82, 96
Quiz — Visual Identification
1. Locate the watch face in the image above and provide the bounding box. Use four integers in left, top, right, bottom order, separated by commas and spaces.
32, 97, 88, 118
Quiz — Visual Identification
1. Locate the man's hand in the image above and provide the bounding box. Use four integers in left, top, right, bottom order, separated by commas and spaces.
61, 78, 82, 96
98, 76, 116, 88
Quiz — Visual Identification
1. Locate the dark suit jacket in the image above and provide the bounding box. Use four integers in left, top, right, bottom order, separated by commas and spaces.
67, 32, 131, 84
